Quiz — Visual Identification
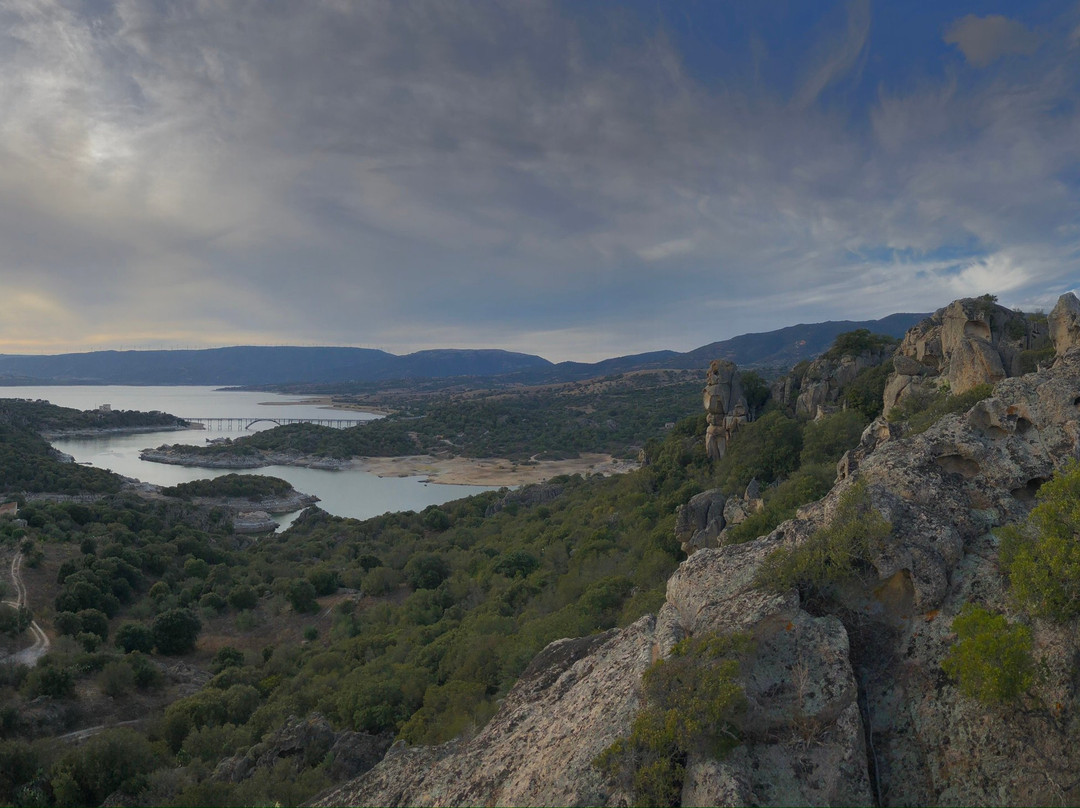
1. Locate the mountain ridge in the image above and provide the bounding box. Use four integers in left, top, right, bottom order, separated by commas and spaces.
0, 313, 926, 386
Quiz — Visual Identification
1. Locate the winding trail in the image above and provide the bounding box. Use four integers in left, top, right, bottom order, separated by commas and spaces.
1, 552, 50, 666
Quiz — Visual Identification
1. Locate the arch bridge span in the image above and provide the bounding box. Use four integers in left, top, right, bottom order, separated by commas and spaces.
181, 416, 369, 431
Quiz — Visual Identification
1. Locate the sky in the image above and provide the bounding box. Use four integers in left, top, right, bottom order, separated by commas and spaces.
1, 0, 1078, 363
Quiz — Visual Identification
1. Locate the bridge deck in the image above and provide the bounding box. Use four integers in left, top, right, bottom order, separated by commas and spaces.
182, 416, 368, 430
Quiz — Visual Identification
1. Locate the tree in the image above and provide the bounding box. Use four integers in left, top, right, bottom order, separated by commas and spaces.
1000, 462, 1080, 621
404, 553, 450, 590
287, 579, 319, 613
152, 608, 202, 655
740, 371, 770, 419
0, 604, 30, 637
115, 622, 155, 654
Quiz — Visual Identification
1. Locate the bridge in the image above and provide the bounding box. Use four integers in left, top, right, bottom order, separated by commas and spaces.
181, 417, 370, 431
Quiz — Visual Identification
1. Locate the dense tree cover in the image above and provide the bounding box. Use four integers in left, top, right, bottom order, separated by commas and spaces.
0, 413, 714, 806
843, 359, 893, 419
0, 398, 184, 434
161, 474, 295, 501
157, 374, 703, 462
0, 422, 121, 494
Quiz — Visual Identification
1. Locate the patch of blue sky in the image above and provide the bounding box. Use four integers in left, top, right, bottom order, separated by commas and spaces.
845, 242, 984, 266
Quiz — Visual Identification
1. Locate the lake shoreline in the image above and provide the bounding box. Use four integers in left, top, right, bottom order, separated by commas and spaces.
140, 446, 639, 487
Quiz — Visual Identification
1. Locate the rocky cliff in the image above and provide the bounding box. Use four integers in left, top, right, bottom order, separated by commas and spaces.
772, 337, 894, 420
883, 295, 1055, 416
315, 298, 1080, 807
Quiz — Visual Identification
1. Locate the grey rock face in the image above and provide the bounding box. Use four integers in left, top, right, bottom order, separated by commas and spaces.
675, 489, 726, 555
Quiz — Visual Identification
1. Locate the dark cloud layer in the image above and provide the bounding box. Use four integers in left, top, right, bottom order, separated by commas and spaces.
1, 1, 1078, 360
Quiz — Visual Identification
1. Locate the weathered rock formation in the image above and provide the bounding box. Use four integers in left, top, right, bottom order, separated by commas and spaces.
774, 347, 893, 419
704, 360, 748, 460
315, 335, 1080, 806
882, 295, 1058, 415
674, 489, 726, 555
1049, 292, 1080, 356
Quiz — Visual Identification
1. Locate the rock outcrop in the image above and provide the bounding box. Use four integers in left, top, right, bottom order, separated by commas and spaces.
674, 489, 726, 555
703, 360, 748, 460
882, 296, 1056, 415
774, 345, 893, 420
1049, 292, 1080, 356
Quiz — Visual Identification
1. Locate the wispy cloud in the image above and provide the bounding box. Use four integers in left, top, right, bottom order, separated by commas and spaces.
0, 1, 1077, 361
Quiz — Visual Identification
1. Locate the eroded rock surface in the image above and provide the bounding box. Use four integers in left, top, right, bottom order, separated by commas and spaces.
704, 360, 748, 460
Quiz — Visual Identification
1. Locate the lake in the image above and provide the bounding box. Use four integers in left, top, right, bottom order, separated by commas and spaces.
1, 385, 502, 524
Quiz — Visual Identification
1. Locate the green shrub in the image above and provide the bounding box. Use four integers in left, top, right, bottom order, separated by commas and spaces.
999, 462, 1080, 621
287, 579, 319, 613
212, 646, 245, 672
99, 660, 136, 698
941, 604, 1033, 704
595, 632, 750, 807
115, 622, 155, 653
756, 480, 891, 598
1018, 347, 1055, 374
227, 584, 259, 611
404, 553, 450, 590
76, 608, 109, 640
152, 608, 201, 655
799, 410, 867, 467
888, 383, 993, 436
725, 462, 835, 545
22, 664, 74, 698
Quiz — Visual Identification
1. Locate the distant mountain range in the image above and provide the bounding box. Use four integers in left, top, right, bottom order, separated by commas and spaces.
0, 313, 926, 387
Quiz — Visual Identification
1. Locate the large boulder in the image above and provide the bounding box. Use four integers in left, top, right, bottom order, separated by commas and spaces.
674, 489, 727, 555
1049, 292, 1080, 356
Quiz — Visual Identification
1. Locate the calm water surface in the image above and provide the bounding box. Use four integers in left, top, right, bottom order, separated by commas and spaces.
2, 385, 501, 524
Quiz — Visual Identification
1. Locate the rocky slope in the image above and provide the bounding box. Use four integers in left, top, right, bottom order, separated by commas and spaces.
315, 295, 1080, 807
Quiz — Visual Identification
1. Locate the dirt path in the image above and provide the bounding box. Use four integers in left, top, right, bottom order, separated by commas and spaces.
0, 552, 50, 667
56, 718, 144, 744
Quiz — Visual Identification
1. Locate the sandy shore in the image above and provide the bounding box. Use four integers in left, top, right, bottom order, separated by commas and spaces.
352, 453, 639, 486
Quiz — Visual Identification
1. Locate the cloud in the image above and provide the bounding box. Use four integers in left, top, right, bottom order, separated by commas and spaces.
0, 2, 1077, 361
793, 0, 871, 108
944, 14, 1040, 67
